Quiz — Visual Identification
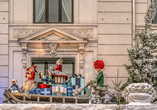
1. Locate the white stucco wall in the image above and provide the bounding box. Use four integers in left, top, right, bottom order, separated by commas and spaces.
0, 0, 9, 103
9, 0, 97, 24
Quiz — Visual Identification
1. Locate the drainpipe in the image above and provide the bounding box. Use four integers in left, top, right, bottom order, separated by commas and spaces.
132, 0, 135, 47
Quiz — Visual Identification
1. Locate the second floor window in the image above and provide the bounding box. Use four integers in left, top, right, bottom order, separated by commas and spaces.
34, 0, 73, 23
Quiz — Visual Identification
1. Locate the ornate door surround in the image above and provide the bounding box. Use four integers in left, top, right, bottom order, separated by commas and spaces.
18, 26, 89, 69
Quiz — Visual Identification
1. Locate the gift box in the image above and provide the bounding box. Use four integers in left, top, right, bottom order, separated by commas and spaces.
69, 74, 84, 95
51, 84, 67, 96
41, 76, 53, 84
43, 82, 53, 85
33, 93, 40, 95
44, 76, 52, 79
67, 82, 72, 96
38, 84, 51, 89
72, 85, 83, 96
29, 88, 41, 95
41, 88, 51, 95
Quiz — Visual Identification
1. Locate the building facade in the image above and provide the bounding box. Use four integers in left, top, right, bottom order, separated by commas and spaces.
0, 0, 156, 103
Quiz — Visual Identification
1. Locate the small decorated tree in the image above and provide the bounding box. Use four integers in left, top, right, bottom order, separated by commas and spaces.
121, 0, 157, 91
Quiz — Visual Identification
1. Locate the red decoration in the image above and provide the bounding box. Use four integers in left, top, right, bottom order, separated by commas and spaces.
25, 72, 35, 80
94, 60, 105, 69
25, 65, 38, 80
38, 84, 51, 89
53, 65, 62, 71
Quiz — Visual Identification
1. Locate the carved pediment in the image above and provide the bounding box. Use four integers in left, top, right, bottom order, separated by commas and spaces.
33, 33, 70, 41
18, 26, 88, 69
18, 26, 86, 43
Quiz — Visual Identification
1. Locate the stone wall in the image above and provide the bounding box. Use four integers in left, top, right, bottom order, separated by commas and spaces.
135, 0, 148, 26
9, 0, 97, 24
0, 104, 157, 110
97, 0, 132, 95
0, 0, 155, 104
0, 0, 9, 103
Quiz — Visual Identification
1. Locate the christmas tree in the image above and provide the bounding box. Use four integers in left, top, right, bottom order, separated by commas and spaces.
121, 0, 157, 90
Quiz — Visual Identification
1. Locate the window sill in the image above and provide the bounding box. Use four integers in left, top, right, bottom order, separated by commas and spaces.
9, 23, 98, 27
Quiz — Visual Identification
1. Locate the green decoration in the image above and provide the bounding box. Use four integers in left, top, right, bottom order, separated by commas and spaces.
121, 0, 157, 91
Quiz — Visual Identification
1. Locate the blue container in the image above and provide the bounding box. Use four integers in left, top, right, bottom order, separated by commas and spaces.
41, 88, 51, 95
67, 92, 72, 96
67, 82, 72, 87
52, 93, 57, 96
62, 93, 67, 96
67, 87, 72, 92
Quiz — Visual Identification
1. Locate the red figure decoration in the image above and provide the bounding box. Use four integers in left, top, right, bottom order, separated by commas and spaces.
94, 60, 105, 69
53, 65, 62, 71
25, 65, 38, 80
52, 58, 63, 71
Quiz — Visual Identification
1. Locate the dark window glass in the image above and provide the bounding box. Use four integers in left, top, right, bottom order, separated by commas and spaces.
49, 0, 59, 22
34, 0, 73, 23
62, 0, 72, 22
34, 0, 46, 22
32, 58, 75, 83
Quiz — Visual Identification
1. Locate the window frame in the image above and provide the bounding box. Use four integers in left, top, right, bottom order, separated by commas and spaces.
31, 58, 75, 75
33, 0, 74, 23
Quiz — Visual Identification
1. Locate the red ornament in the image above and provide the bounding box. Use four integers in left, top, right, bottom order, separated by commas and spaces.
53, 65, 62, 71
25, 65, 38, 80
38, 84, 51, 89
94, 60, 105, 69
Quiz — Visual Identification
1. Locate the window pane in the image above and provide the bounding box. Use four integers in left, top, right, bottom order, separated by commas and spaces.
49, 0, 59, 22
62, 0, 72, 22
34, 64, 44, 82
34, 0, 45, 22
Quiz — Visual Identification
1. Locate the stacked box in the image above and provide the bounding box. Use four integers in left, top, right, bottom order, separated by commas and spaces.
67, 82, 72, 96
51, 84, 57, 96
51, 84, 67, 96
41, 76, 53, 86
41, 88, 51, 95
72, 85, 83, 96
70, 74, 84, 95
62, 84, 67, 96
29, 88, 41, 95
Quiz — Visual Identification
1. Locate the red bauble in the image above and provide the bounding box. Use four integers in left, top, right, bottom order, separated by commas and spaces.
94, 60, 105, 69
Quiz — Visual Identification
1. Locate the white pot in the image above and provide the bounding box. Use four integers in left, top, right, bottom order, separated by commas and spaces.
122, 83, 156, 103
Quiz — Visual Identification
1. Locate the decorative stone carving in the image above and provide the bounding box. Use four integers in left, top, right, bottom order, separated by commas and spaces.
21, 43, 28, 54
22, 59, 27, 69
120, 104, 157, 110
79, 60, 84, 69
49, 43, 58, 57
17, 26, 89, 70
122, 83, 156, 103
38, 33, 69, 41
79, 44, 85, 69
13, 28, 42, 38
64, 28, 94, 39
21, 43, 28, 69
13, 28, 94, 39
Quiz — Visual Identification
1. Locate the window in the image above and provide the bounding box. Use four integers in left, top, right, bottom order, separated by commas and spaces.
34, 0, 73, 23
32, 58, 75, 83
152, 0, 157, 24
